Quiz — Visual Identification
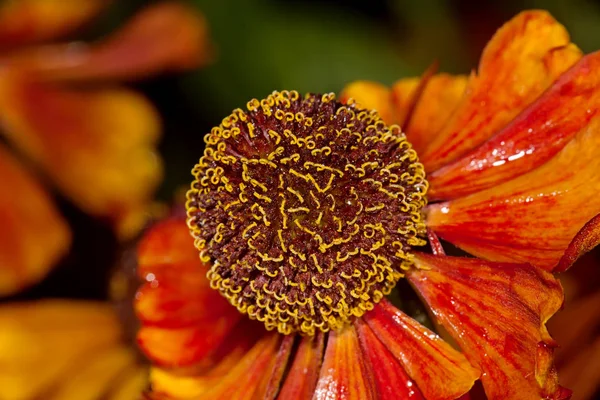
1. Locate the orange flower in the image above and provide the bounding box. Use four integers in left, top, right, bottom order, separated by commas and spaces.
0, 300, 146, 400
0, 1, 210, 295
135, 11, 600, 400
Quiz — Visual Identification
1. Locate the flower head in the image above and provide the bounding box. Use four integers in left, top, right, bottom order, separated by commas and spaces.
137, 10, 600, 400
187, 91, 427, 335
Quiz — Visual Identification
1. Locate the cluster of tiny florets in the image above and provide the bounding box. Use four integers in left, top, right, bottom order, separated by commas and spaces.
186, 90, 428, 335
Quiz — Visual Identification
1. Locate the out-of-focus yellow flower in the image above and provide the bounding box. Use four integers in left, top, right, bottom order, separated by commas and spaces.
0, 300, 146, 400
0, 0, 211, 295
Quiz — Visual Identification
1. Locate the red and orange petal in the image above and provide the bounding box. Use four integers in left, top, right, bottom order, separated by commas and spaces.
396, 73, 468, 156
13, 2, 212, 83
419, 10, 582, 171
355, 320, 424, 399
0, 0, 109, 51
277, 333, 324, 399
408, 253, 568, 400
0, 144, 70, 295
362, 299, 479, 400
340, 73, 468, 156
0, 300, 145, 400
147, 299, 479, 400
0, 69, 162, 239
429, 51, 600, 200
426, 114, 600, 270
312, 324, 377, 399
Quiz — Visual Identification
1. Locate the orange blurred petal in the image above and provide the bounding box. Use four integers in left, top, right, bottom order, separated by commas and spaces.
430, 51, 600, 200
408, 253, 569, 400
402, 73, 468, 155
135, 218, 235, 328
135, 216, 241, 367
277, 333, 324, 399
17, 2, 211, 82
0, 0, 108, 51
0, 301, 127, 400
558, 336, 600, 400
549, 289, 600, 369
137, 320, 240, 368
339, 81, 395, 124
135, 266, 236, 329
427, 115, 600, 270
556, 213, 600, 272
390, 77, 419, 127
0, 69, 162, 239
47, 346, 139, 400
313, 324, 377, 400
549, 290, 600, 399
420, 10, 582, 171
151, 334, 280, 400
137, 216, 198, 268
355, 319, 424, 399
0, 144, 70, 295
107, 366, 148, 400
363, 299, 479, 400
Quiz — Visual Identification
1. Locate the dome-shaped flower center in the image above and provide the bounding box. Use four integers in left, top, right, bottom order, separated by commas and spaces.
187, 91, 428, 335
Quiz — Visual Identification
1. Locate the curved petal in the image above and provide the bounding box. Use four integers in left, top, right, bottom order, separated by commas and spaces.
150, 334, 280, 400
430, 51, 600, 200
362, 299, 479, 400
135, 265, 236, 329
15, 2, 211, 82
355, 319, 424, 399
137, 319, 240, 368
408, 253, 569, 400
264, 336, 295, 400
135, 217, 235, 328
46, 346, 138, 400
135, 216, 241, 367
420, 10, 582, 171
556, 213, 600, 272
277, 333, 324, 400
136, 216, 198, 267
313, 324, 377, 400
401, 73, 468, 155
339, 81, 395, 124
0, 0, 108, 51
390, 77, 419, 126
427, 115, 600, 270
0, 144, 70, 295
0, 69, 162, 239
340, 72, 468, 156
0, 301, 125, 400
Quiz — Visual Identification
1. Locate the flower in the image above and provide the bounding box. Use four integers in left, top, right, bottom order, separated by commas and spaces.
0, 300, 146, 400
0, 1, 210, 295
135, 10, 600, 400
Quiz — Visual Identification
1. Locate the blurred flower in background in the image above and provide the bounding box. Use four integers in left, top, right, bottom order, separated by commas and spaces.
0, 0, 210, 295
0, 300, 145, 400
0, 1, 210, 399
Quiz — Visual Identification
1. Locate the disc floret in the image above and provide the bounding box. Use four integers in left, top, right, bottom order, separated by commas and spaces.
186, 91, 428, 335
